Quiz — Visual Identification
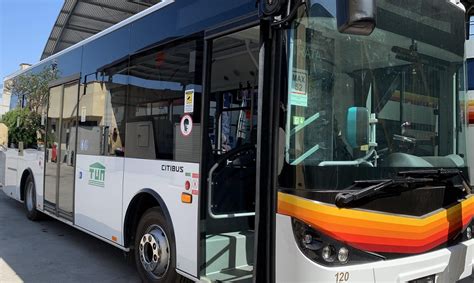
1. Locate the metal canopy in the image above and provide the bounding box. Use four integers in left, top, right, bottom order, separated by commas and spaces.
41, 0, 161, 60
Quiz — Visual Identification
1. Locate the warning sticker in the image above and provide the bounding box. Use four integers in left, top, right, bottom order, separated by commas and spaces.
290, 69, 308, 107
184, 89, 194, 113
180, 114, 193, 137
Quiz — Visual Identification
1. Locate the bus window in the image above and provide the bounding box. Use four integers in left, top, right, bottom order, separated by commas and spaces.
126, 40, 203, 162
208, 28, 259, 156
77, 62, 128, 157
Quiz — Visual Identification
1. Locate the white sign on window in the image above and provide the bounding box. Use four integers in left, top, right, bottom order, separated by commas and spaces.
184, 89, 194, 113
290, 68, 308, 107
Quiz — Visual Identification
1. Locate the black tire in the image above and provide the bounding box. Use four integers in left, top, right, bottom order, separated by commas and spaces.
24, 174, 41, 221
134, 207, 186, 283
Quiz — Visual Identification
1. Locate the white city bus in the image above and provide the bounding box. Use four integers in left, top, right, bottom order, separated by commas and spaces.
2, 0, 473, 282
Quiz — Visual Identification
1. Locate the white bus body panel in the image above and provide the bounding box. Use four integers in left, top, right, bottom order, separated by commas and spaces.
74, 154, 125, 245
276, 214, 473, 283
123, 158, 200, 277
3, 151, 19, 200
3, 149, 44, 207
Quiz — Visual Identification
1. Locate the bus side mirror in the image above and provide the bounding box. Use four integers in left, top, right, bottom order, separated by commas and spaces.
347, 107, 369, 148
336, 0, 376, 35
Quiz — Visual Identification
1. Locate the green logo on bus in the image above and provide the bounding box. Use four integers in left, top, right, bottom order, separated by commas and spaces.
89, 162, 105, 187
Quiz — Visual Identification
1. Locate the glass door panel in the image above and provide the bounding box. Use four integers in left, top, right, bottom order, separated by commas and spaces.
44, 85, 62, 209
58, 82, 79, 217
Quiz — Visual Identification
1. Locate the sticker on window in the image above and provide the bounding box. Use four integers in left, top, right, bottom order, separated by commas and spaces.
184, 89, 194, 113
293, 116, 305, 125
290, 68, 308, 107
180, 114, 193, 137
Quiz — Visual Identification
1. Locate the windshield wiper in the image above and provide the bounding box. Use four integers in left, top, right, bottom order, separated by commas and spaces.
399, 168, 472, 195
335, 169, 472, 208
335, 177, 432, 208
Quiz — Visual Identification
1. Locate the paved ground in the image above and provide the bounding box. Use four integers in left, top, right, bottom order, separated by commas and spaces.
0, 188, 139, 283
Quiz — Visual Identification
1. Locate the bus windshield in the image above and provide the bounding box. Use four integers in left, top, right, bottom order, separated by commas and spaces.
282, 0, 467, 190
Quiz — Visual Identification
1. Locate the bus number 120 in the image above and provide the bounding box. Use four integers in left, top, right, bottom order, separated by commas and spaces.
335, 272, 350, 282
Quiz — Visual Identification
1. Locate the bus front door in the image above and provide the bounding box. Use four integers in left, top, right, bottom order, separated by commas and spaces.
201, 25, 260, 282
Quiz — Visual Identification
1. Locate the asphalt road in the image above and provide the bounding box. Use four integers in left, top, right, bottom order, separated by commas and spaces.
0, 188, 139, 283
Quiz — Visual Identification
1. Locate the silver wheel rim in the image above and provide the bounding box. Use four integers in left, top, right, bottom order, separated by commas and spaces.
26, 182, 34, 212
139, 224, 170, 279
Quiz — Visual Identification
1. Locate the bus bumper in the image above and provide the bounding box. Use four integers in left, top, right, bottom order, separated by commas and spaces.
276, 214, 474, 283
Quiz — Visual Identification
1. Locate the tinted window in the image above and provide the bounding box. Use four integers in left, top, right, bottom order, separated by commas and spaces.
81, 26, 130, 75
468, 59, 474, 91
126, 39, 203, 162
129, 0, 255, 53
77, 25, 131, 157
77, 60, 129, 157
55, 47, 83, 78
77, 58, 128, 156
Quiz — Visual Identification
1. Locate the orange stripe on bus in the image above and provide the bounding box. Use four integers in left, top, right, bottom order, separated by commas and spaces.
277, 192, 474, 254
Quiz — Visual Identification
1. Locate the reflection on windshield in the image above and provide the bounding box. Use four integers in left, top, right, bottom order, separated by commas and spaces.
285, 0, 466, 172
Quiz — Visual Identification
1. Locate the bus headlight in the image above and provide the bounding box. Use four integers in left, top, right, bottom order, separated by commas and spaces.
292, 219, 383, 266
303, 233, 313, 244
338, 247, 349, 264
321, 245, 336, 262
464, 220, 474, 241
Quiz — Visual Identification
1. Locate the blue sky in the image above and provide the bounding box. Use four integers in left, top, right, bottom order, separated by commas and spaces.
0, 0, 63, 81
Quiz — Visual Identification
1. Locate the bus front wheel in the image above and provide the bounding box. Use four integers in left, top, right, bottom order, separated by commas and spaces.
134, 207, 182, 282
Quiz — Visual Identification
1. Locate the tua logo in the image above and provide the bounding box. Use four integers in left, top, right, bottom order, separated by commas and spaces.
89, 162, 105, 187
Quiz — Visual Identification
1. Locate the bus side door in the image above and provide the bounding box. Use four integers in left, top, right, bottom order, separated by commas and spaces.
74, 68, 127, 245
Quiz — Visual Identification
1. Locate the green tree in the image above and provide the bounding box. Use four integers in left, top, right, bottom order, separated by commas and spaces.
1, 108, 41, 148
5, 67, 57, 113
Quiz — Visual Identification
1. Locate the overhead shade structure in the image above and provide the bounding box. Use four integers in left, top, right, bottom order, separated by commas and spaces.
41, 0, 161, 60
